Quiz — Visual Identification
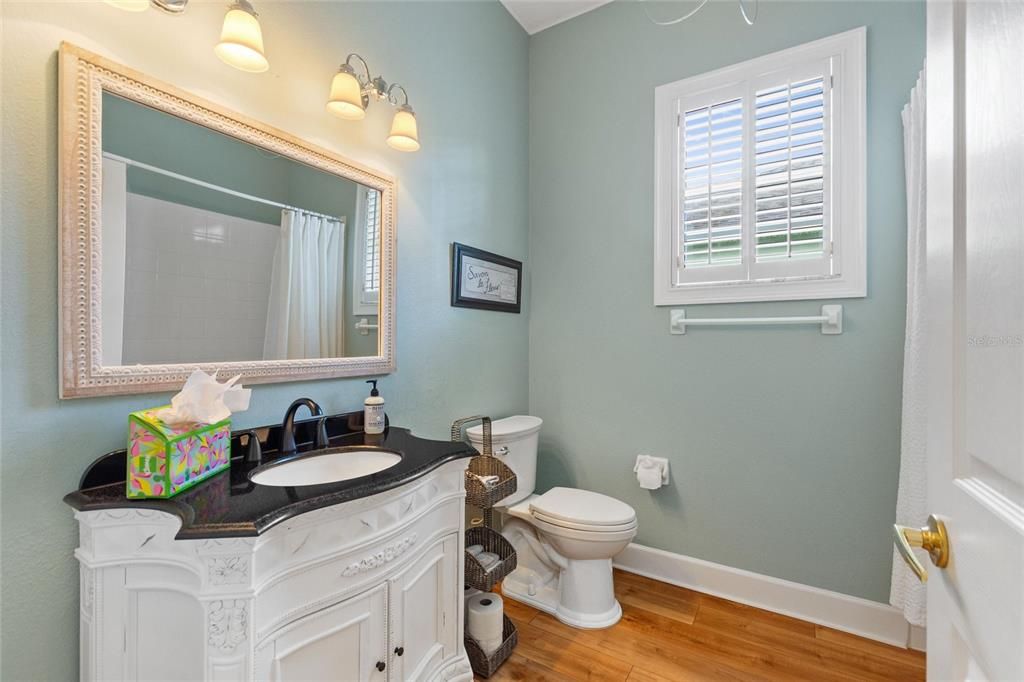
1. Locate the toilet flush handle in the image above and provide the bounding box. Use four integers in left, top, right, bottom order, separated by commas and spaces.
495, 446, 509, 457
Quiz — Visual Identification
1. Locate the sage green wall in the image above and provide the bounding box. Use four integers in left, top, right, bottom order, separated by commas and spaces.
0, 1, 528, 678
528, 1, 923, 602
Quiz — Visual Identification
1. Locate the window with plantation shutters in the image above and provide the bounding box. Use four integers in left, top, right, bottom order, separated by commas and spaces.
353, 186, 381, 315
363, 189, 380, 296
654, 29, 866, 305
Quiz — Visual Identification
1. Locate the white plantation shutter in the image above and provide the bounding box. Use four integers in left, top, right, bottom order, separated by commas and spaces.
364, 188, 380, 292
363, 189, 381, 296
754, 74, 829, 265
681, 98, 743, 268
673, 65, 835, 284
655, 29, 865, 304
353, 187, 381, 315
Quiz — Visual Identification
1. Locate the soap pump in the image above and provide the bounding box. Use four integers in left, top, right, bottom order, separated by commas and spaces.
363, 380, 386, 435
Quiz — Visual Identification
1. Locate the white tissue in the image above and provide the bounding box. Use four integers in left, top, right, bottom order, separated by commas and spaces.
466, 544, 484, 557
476, 552, 500, 569
158, 369, 252, 426
634, 455, 669, 490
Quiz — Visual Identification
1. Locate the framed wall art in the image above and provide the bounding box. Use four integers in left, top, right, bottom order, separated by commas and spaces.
450, 243, 522, 313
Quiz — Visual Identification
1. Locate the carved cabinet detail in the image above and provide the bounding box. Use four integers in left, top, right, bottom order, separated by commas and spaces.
72, 461, 470, 681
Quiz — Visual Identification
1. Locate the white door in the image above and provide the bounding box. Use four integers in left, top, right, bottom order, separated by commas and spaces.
388, 534, 459, 681
254, 583, 388, 681
923, 0, 1024, 679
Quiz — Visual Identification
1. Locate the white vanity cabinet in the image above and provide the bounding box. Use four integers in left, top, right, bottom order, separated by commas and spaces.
387, 534, 460, 681
253, 583, 388, 681
73, 460, 473, 682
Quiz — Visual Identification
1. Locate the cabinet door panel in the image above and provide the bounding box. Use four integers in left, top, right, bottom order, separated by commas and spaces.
124, 565, 205, 682
389, 534, 459, 681
255, 583, 387, 682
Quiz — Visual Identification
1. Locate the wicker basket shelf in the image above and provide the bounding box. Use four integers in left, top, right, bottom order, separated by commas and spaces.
465, 615, 518, 679
464, 526, 517, 592
453, 415, 520, 676
464, 455, 517, 510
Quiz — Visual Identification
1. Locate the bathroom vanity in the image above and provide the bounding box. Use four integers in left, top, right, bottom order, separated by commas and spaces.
64, 416, 476, 681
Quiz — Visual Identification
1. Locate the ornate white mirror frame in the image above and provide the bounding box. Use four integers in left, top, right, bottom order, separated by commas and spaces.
58, 43, 396, 398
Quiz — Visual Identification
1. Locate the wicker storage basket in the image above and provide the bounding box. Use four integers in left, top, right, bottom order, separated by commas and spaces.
452, 415, 518, 524
464, 455, 517, 509
464, 526, 517, 592
465, 615, 518, 679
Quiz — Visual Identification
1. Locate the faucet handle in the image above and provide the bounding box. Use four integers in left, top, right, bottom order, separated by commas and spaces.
315, 417, 329, 450
245, 430, 263, 464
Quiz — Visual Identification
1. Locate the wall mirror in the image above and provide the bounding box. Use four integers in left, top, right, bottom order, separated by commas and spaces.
59, 43, 395, 398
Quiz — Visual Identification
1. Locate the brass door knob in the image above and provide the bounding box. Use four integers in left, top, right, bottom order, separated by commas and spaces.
893, 514, 950, 582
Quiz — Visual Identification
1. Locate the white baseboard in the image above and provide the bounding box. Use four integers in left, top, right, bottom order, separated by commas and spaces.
909, 625, 927, 652
614, 543, 923, 650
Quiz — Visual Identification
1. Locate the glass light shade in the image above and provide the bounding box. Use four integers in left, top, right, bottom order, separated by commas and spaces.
386, 107, 420, 152
214, 6, 269, 73
104, 0, 150, 11
326, 70, 366, 121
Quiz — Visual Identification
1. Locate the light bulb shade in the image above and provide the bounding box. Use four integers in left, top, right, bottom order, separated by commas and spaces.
215, 5, 269, 73
326, 70, 366, 121
386, 106, 420, 152
104, 0, 150, 11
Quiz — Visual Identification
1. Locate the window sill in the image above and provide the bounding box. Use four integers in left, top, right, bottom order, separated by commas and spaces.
654, 275, 866, 306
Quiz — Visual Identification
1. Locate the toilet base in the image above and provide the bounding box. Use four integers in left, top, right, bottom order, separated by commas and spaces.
501, 564, 624, 629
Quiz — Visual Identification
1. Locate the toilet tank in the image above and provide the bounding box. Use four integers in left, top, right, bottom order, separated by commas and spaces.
466, 416, 542, 507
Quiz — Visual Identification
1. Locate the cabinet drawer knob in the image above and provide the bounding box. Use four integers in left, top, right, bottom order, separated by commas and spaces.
376, 661, 386, 672
394, 646, 404, 657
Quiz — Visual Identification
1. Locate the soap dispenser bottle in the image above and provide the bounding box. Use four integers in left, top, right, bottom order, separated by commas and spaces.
364, 380, 385, 434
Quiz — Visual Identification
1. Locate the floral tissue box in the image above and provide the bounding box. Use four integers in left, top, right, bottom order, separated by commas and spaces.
127, 407, 231, 498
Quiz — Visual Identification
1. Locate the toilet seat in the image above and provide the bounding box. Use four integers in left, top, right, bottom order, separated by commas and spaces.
531, 510, 637, 534
530, 514, 638, 543
529, 487, 636, 527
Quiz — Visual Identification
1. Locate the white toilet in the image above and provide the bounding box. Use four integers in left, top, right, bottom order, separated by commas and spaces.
467, 416, 637, 629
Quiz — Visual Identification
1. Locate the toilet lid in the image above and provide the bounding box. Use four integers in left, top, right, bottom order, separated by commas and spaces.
467, 415, 543, 442
531, 510, 637, 533
529, 487, 636, 527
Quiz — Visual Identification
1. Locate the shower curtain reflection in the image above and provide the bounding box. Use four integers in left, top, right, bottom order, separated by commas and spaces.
263, 209, 346, 360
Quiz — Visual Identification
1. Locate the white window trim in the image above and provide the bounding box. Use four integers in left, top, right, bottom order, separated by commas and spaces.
653, 27, 866, 306
352, 186, 380, 317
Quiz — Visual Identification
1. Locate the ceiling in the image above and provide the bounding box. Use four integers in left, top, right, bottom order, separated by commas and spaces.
500, 0, 614, 35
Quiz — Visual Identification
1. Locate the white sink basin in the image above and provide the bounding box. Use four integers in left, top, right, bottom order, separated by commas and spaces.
251, 449, 402, 487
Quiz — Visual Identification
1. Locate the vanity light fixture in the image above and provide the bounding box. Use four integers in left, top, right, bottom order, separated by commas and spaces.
215, 0, 270, 73
327, 53, 421, 152
104, 0, 269, 73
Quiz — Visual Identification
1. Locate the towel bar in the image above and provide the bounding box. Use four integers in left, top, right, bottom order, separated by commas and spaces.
670, 305, 843, 335
354, 318, 379, 335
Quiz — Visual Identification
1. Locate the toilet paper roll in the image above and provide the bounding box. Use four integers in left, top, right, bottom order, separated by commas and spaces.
466, 592, 504, 655
634, 455, 669, 490
463, 586, 481, 628
466, 544, 484, 556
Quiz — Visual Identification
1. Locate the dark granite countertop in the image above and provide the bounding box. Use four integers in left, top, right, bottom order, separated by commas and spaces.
63, 411, 476, 539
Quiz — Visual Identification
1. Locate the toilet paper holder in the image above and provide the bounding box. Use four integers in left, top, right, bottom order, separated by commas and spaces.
634, 455, 670, 489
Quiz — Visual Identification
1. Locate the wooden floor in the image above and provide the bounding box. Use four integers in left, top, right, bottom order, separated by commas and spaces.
480, 570, 925, 682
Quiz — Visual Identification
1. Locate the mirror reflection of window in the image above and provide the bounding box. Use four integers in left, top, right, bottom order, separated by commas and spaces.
354, 187, 381, 317
99, 92, 381, 365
